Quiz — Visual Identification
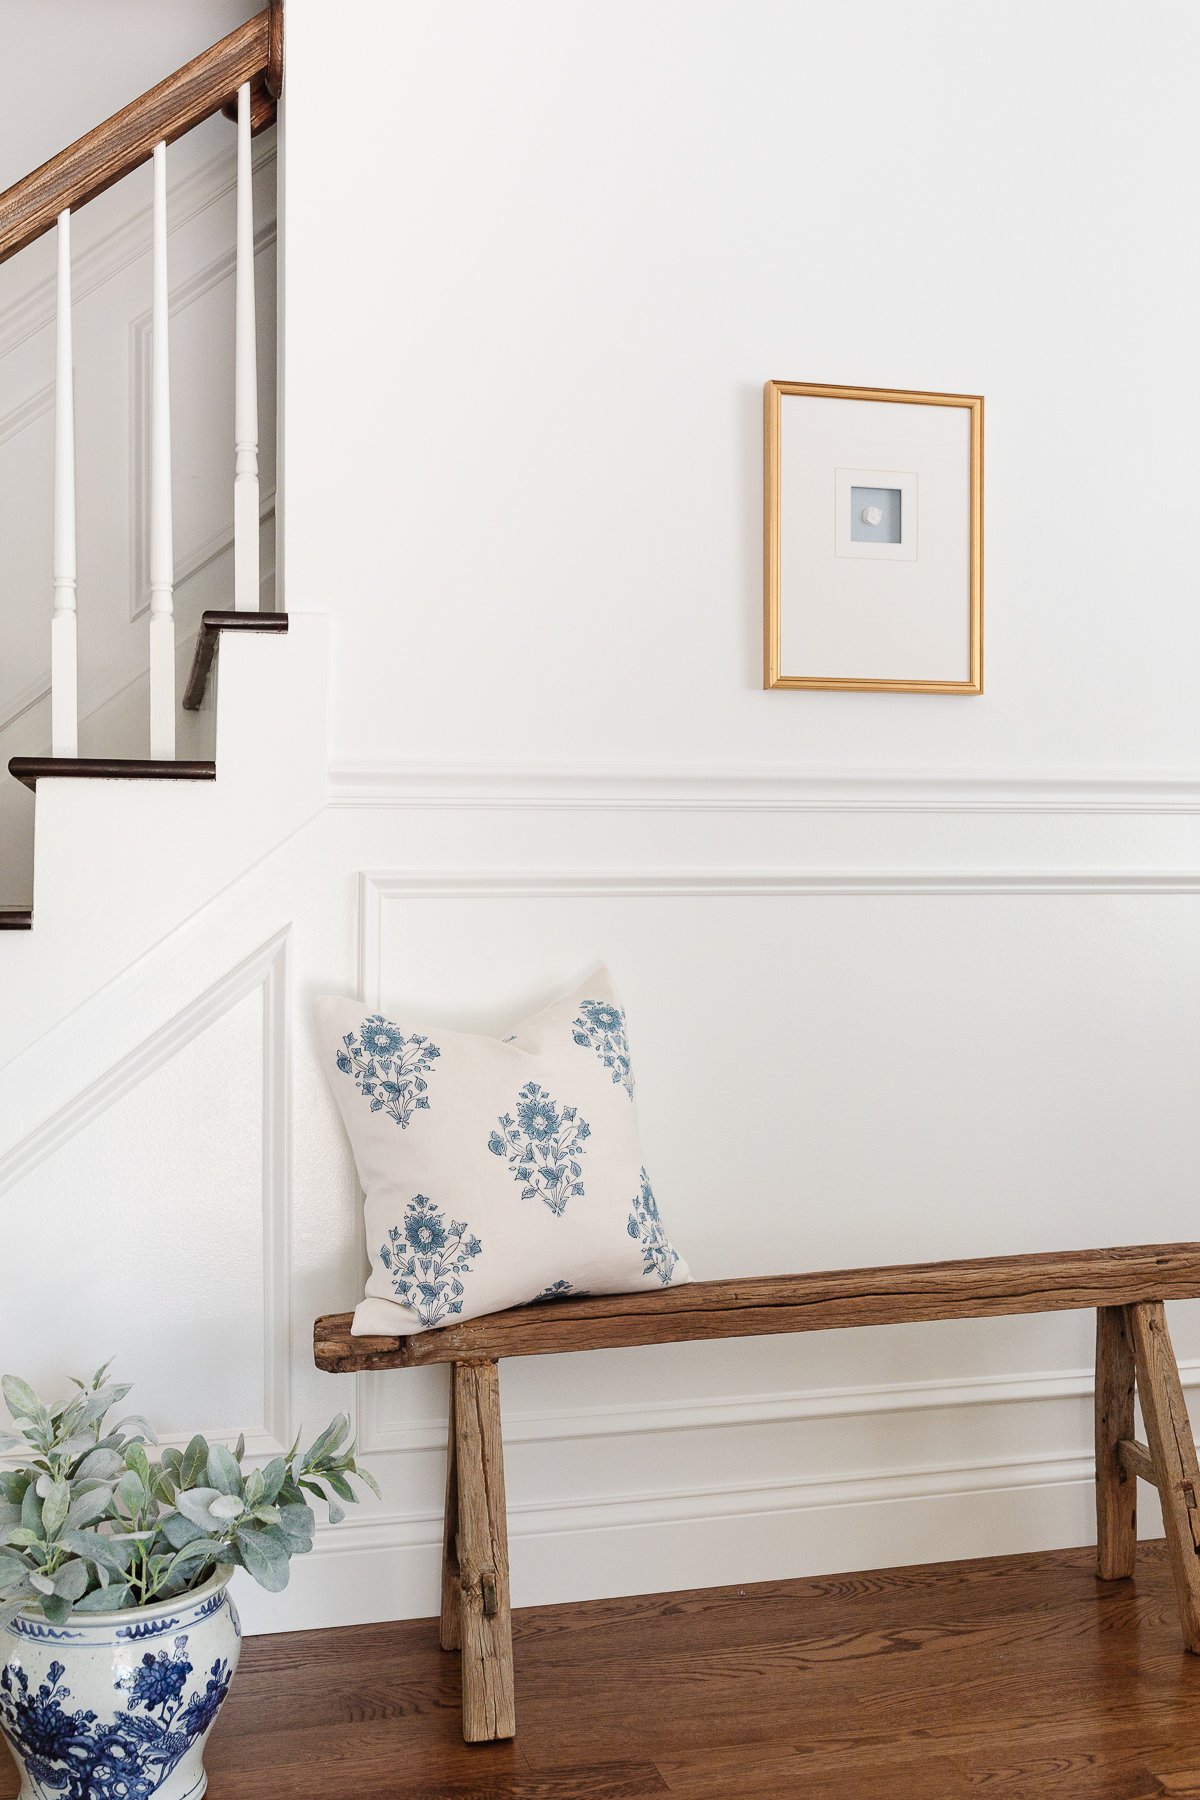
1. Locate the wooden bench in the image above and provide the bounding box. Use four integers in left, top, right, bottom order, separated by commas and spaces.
314, 1242, 1200, 1743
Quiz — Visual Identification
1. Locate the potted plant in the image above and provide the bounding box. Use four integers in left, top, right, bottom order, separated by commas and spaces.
0, 1363, 377, 1799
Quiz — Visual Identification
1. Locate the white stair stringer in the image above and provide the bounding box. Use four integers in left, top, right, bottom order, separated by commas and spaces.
0, 612, 330, 1069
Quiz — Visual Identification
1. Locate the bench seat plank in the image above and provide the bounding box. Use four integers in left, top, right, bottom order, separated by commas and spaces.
313, 1241, 1200, 1371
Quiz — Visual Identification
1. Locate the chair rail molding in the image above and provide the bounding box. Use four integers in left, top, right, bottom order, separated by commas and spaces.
329, 764, 1200, 816
0, 927, 292, 1459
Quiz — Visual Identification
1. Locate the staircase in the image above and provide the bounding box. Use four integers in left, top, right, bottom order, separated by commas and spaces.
0, 5, 285, 938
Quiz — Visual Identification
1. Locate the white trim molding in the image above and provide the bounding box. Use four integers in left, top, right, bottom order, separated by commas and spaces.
357, 867, 1200, 1011
359, 1356, 1200, 1457
329, 764, 1200, 815
0, 928, 293, 1457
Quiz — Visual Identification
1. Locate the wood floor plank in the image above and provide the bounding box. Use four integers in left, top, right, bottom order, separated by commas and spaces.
3, 1544, 1200, 1800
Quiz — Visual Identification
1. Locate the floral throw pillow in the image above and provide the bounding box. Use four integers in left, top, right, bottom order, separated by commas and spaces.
314, 970, 690, 1336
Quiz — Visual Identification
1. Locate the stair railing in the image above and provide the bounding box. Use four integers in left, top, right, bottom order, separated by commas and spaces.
0, 3, 282, 761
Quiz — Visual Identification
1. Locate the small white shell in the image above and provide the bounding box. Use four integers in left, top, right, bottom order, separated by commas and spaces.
861, 504, 884, 527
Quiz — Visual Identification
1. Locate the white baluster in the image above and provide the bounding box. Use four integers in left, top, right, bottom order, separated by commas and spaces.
51, 209, 78, 758
234, 81, 259, 610
149, 140, 175, 758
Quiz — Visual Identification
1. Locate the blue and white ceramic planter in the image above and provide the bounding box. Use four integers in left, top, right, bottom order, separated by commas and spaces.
0, 1566, 240, 1800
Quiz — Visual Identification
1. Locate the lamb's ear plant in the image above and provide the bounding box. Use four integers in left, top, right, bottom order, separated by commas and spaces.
0, 1363, 380, 1627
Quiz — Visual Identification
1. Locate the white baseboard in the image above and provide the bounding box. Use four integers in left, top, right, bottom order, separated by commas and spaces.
234, 1444, 1155, 1636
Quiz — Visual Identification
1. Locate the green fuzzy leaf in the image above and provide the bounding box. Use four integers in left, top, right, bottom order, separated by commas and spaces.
3, 1528, 39, 1550
1, 1377, 46, 1425
206, 1443, 242, 1497
175, 1487, 224, 1530
123, 1443, 151, 1485
258, 1458, 287, 1506
234, 1525, 291, 1593
113, 1414, 157, 1445
160, 1539, 219, 1589
0, 1550, 30, 1588
73, 1581, 132, 1613
116, 1470, 147, 1519
40, 1481, 70, 1539
20, 1484, 42, 1535
324, 1471, 355, 1503
160, 1512, 204, 1550
74, 1448, 126, 1482
355, 1467, 383, 1501
40, 1592, 71, 1625
181, 1435, 210, 1490
65, 1487, 113, 1532
52, 1559, 90, 1602
59, 1530, 133, 1575
150, 1467, 177, 1507
277, 1504, 314, 1549
302, 1413, 350, 1467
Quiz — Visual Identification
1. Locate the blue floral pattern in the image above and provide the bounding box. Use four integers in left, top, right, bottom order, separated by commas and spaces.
572, 999, 634, 1098
335, 1016, 441, 1128
488, 1083, 591, 1215
379, 1196, 482, 1328
0, 1639, 232, 1800
627, 1168, 679, 1285
531, 1280, 581, 1302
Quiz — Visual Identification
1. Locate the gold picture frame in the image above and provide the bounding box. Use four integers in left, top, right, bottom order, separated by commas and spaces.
763, 380, 984, 694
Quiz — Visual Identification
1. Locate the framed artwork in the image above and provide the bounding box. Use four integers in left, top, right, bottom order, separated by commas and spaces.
763, 381, 983, 693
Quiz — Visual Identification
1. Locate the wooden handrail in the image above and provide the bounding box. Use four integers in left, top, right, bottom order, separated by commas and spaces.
313, 1241, 1200, 1370
0, 8, 273, 267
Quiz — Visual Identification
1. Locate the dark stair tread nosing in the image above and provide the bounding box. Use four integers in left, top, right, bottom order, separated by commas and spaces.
0, 908, 33, 930
8, 758, 217, 791
183, 609, 289, 712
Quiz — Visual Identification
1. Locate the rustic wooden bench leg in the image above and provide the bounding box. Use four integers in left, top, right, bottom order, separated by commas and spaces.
440, 1369, 461, 1651
1096, 1304, 1137, 1580
453, 1359, 516, 1741
1129, 1301, 1200, 1652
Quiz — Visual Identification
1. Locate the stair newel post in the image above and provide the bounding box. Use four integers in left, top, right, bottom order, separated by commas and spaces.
51, 207, 78, 758
234, 80, 259, 611
148, 140, 176, 759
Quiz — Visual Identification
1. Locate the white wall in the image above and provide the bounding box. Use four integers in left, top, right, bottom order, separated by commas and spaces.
283, 0, 1200, 776
2, 0, 1200, 1639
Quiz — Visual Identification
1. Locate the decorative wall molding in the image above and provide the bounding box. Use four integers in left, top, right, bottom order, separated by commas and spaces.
311, 1446, 1100, 1564
0, 379, 53, 451
0, 140, 277, 364
129, 224, 277, 621
358, 868, 1200, 1012
330, 764, 1200, 815
0, 928, 292, 1457
359, 1356, 1200, 1457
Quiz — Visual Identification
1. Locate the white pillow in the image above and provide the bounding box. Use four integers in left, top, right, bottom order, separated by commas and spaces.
314, 970, 690, 1336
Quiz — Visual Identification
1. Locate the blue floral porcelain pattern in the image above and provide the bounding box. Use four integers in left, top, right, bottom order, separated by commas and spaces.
627, 1168, 679, 1285
0, 1638, 232, 1800
488, 1083, 591, 1215
336, 1016, 442, 1128
379, 1195, 483, 1328
572, 999, 634, 1098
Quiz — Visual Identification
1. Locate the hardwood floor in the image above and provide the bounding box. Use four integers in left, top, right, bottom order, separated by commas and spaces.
5, 1543, 1200, 1797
